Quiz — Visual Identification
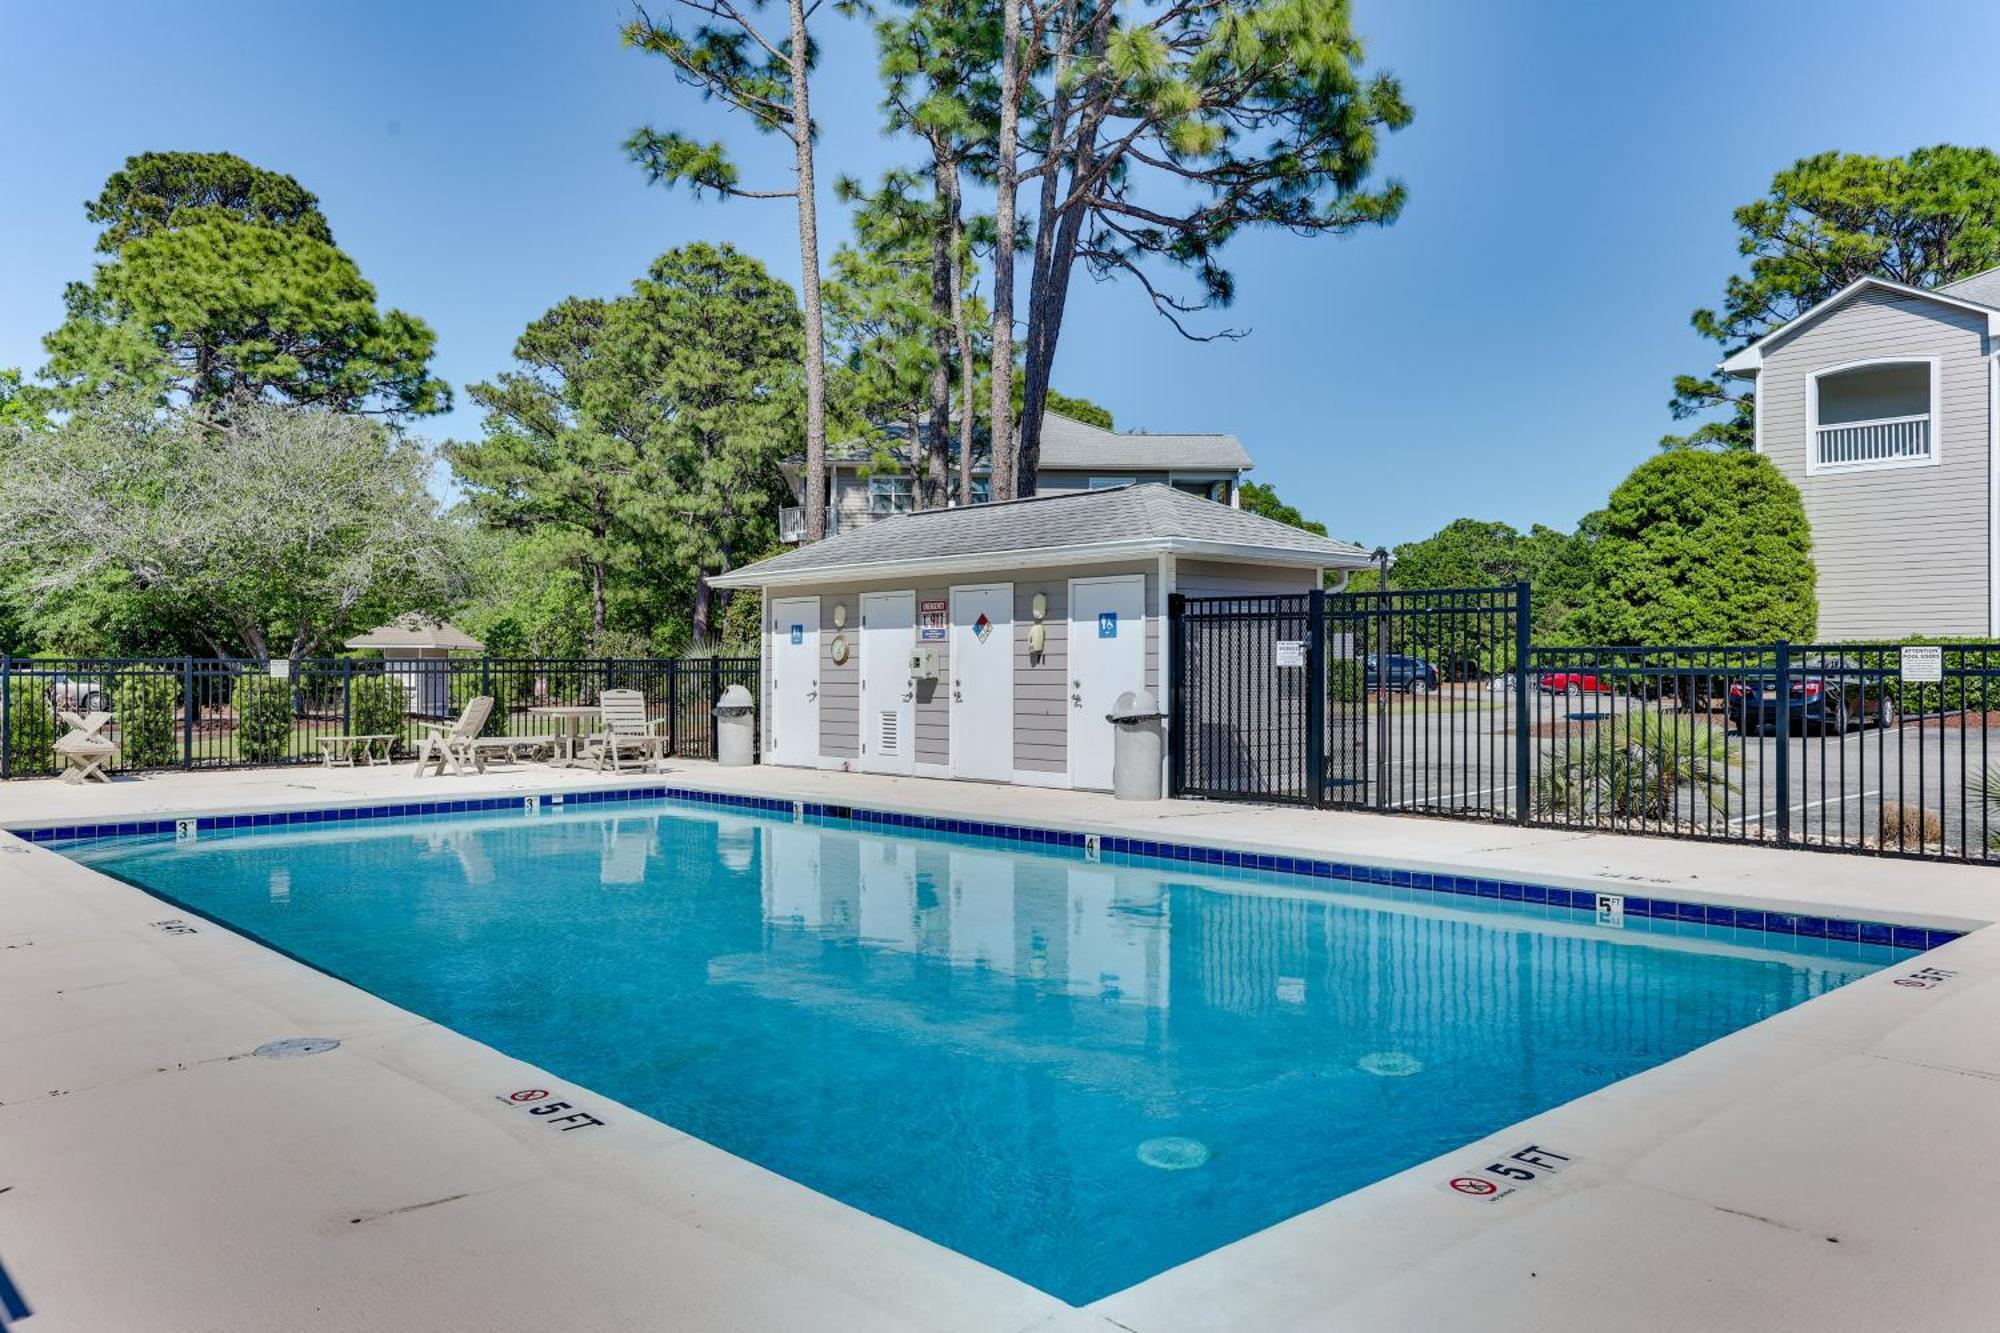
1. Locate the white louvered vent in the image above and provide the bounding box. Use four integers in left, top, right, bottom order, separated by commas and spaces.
877, 710, 901, 756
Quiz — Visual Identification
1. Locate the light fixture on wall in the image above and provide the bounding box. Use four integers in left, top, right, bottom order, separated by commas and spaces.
832, 603, 848, 629
1028, 591, 1048, 658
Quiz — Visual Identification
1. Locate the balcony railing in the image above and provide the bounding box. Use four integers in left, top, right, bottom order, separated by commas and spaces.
1814, 414, 1930, 469
776, 505, 840, 543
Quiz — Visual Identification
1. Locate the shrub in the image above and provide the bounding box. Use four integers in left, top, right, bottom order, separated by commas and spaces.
5, 692, 58, 776
449, 670, 513, 737
1875, 802, 1943, 850
233, 673, 294, 763
346, 672, 408, 755
1576, 450, 1816, 644
114, 670, 179, 769
1537, 709, 1739, 822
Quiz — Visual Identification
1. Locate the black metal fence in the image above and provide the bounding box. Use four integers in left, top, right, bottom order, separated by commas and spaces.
0, 654, 758, 778
1169, 585, 2000, 865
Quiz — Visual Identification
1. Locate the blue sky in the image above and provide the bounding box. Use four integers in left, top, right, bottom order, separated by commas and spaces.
4, 0, 1999, 547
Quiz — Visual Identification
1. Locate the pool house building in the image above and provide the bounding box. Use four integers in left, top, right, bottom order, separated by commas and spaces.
711, 484, 1373, 791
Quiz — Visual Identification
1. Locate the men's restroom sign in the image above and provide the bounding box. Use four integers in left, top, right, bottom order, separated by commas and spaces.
1098, 611, 1118, 638
790, 624, 803, 645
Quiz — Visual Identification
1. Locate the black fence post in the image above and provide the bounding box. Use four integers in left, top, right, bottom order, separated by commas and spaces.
1773, 641, 1792, 848
668, 658, 681, 757
342, 657, 354, 739
181, 655, 195, 769
1166, 594, 1186, 796
1, 654, 11, 780
1514, 581, 1531, 823
712, 656, 728, 756
1305, 588, 1327, 808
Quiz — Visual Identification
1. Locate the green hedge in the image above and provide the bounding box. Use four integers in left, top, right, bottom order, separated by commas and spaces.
449, 672, 514, 737
5, 693, 58, 776
233, 674, 294, 763
347, 673, 408, 754
115, 670, 179, 769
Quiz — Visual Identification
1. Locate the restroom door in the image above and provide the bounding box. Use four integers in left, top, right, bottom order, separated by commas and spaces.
949, 583, 1014, 781
769, 596, 820, 767
1067, 574, 1146, 790
858, 590, 916, 775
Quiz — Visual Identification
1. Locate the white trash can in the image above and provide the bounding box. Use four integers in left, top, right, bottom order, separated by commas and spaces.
1106, 688, 1166, 801
714, 684, 756, 767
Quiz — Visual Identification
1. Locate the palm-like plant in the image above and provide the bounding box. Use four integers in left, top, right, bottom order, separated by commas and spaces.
1536, 708, 1740, 822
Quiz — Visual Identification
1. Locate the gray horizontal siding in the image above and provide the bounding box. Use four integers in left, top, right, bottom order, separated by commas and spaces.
1758, 287, 1992, 637
1176, 559, 1319, 599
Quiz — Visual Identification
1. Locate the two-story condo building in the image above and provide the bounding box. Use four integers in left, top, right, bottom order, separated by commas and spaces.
778, 410, 1253, 542
1720, 266, 2000, 638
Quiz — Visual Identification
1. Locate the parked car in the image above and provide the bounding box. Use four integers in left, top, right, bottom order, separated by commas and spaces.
1365, 654, 1440, 694
44, 673, 109, 712
1537, 669, 1610, 697
1728, 660, 1900, 735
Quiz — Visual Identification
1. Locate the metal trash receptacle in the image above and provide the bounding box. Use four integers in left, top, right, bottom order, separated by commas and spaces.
1105, 688, 1166, 801
713, 684, 756, 767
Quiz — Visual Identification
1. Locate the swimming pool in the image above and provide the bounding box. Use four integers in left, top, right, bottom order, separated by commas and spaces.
55, 796, 1912, 1304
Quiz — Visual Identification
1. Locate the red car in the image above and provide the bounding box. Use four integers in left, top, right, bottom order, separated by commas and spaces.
1537, 670, 1610, 697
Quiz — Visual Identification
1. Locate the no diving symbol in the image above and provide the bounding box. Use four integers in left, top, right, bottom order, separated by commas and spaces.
1450, 1176, 1499, 1196
510, 1088, 550, 1103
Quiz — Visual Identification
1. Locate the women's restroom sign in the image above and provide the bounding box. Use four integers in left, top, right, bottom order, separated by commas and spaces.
920, 599, 947, 641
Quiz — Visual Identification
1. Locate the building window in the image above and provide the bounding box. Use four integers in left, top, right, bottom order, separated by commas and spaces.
1089, 476, 1136, 489
868, 474, 916, 515
970, 478, 991, 505
1808, 358, 1938, 474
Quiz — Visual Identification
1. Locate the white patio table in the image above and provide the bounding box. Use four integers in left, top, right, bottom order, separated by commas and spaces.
527, 705, 602, 768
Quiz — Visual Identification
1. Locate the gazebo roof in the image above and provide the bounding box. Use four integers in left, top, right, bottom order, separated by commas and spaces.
344, 614, 485, 652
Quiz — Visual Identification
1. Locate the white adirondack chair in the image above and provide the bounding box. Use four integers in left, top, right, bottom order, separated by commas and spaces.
584, 689, 668, 773
413, 695, 495, 777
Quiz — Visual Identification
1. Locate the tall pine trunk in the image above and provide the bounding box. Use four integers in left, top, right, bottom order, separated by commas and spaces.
790, 0, 829, 541
988, 0, 1022, 501
923, 139, 955, 510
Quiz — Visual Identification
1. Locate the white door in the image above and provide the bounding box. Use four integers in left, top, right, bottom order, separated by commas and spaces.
948, 850, 1017, 973
949, 583, 1014, 781
859, 590, 916, 775
1068, 574, 1147, 790
769, 596, 820, 767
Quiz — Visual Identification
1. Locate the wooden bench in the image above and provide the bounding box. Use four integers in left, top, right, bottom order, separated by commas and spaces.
54, 711, 119, 784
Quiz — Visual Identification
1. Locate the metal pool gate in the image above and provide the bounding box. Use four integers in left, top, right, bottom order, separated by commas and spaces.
1169, 586, 2000, 865
1168, 584, 1529, 815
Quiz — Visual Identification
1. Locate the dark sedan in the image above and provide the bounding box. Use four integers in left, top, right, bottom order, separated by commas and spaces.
1366, 654, 1440, 694
1728, 661, 1900, 734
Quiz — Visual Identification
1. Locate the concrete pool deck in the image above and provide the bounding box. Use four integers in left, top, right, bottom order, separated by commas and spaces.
4, 761, 1999, 1330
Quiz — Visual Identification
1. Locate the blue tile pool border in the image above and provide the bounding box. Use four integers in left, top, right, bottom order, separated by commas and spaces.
8, 782, 1963, 953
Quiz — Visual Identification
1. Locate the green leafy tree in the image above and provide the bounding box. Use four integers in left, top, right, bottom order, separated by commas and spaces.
347, 673, 409, 756
41, 152, 447, 418
449, 244, 803, 649
616, 244, 804, 643
1043, 391, 1112, 430
1575, 451, 1816, 643
0, 394, 460, 660
1237, 480, 1326, 535
1666, 145, 2000, 450
624, 0, 833, 541
1008, 0, 1412, 493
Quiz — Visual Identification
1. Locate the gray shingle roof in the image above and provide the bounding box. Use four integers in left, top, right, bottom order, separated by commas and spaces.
1939, 265, 2000, 308
713, 484, 1367, 587
1036, 412, 1253, 471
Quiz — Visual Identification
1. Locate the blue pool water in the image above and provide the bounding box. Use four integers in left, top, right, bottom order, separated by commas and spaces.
62, 802, 1906, 1303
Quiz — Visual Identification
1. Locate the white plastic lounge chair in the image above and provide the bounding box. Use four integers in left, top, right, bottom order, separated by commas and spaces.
413, 696, 495, 777
583, 689, 668, 773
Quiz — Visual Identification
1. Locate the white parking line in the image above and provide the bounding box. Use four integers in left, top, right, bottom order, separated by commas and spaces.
1743, 788, 1882, 825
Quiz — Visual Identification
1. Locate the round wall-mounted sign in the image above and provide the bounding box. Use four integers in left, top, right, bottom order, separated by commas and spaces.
829, 634, 850, 665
